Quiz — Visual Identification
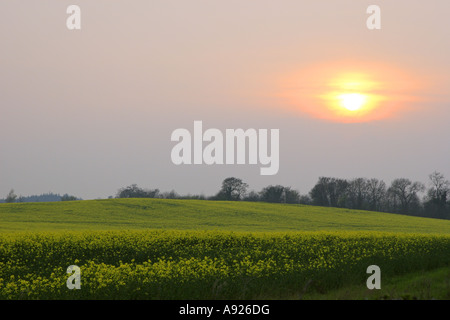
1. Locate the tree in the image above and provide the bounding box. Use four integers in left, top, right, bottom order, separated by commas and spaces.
387, 178, 425, 214
366, 178, 387, 212
5, 189, 17, 203
298, 194, 312, 205
61, 194, 79, 201
284, 187, 301, 204
260, 185, 285, 203
162, 190, 180, 199
346, 178, 369, 210
216, 177, 248, 201
309, 177, 349, 207
243, 190, 260, 202
426, 171, 449, 201
424, 171, 449, 218
309, 177, 329, 206
116, 184, 160, 199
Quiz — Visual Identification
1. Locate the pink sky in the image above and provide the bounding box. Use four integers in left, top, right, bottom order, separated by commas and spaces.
1, 1, 449, 199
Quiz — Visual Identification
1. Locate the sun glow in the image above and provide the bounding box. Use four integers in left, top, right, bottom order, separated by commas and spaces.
338, 93, 368, 111
280, 61, 422, 123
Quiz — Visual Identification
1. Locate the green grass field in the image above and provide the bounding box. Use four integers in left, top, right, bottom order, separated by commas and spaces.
1, 198, 449, 233
0, 199, 449, 300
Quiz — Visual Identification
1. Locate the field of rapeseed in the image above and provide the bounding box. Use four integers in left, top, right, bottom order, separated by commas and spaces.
0, 230, 449, 299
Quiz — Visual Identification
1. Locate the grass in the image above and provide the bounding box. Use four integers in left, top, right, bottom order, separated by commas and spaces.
0, 199, 449, 299
0, 198, 449, 234
298, 266, 450, 300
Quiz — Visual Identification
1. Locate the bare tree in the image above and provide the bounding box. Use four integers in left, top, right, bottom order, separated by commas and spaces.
366, 178, 387, 211
346, 178, 369, 210
427, 171, 449, 201
424, 171, 449, 218
387, 178, 425, 214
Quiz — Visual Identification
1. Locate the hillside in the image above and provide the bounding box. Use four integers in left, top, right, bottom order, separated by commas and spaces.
0, 198, 449, 234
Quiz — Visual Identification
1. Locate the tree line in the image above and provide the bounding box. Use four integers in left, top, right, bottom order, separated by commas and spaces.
0, 191, 81, 203
3, 171, 448, 220
115, 172, 450, 220
306, 175, 448, 219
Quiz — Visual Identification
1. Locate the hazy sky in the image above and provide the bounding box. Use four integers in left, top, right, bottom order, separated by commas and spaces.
1, 1, 449, 199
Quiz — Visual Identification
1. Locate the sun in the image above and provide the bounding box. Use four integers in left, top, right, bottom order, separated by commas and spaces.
280, 60, 424, 123
338, 93, 368, 111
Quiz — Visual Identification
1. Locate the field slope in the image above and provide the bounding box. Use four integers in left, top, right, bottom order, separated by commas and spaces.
0, 198, 449, 234
1, 199, 449, 300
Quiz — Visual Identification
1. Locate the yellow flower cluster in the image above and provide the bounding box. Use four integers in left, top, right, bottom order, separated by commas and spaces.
0, 230, 449, 299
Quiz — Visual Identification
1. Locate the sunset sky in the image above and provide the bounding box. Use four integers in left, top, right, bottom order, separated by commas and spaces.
1, 1, 449, 199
